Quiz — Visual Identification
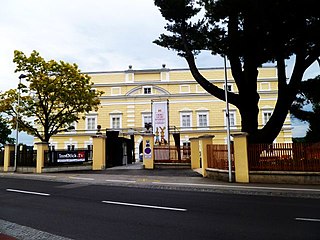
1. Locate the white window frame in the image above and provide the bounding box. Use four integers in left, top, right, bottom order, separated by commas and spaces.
262, 110, 273, 125
143, 86, 152, 95
180, 111, 192, 129
85, 115, 97, 132
224, 110, 237, 129
110, 114, 122, 129
197, 111, 209, 129
142, 113, 152, 128
223, 83, 233, 92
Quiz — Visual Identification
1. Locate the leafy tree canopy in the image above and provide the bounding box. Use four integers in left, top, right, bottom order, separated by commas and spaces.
0, 50, 103, 143
154, 0, 320, 143
291, 76, 320, 142
0, 115, 14, 146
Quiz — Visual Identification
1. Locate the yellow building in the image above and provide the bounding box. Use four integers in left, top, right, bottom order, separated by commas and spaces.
49, 65, 292, 160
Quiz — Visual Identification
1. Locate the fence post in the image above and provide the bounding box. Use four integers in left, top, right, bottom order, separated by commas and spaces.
190, 137, 200, 169
199, 135, 215, 177
142, 134, 154, 169
92, 135, 106, 170
232, 132, 249, 183
35, 142, 49, 174
4, 144, 14, 172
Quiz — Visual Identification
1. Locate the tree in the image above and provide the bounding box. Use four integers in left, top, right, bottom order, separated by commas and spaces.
291, 76, 320, 142
0, 116, 14, 146
154, 0, 320, 143
0, 50, 103, 143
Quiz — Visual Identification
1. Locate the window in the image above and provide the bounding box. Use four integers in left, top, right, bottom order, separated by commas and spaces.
181, 113, 192, 128
143, 86, 152, 94
142, 114, 152, 127
223, 84, 233, 92
197, 112, 208, 128
86, 116, 97, 131
224, 110, 236, 128
112, 116, 121, 129
263, 111, 272, 125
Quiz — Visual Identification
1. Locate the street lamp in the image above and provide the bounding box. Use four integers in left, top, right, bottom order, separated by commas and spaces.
223, 56, 232, 183
13, 74, 27, 172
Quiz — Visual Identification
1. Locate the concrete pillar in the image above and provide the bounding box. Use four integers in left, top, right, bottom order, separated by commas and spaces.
4, 144, 14, 172
92, 136, 106, 170
142, 134, 154, 169
232, 132, 249, 183
199, 135, 215, 177
190, 137, 200, 169
35, 142, 49, 173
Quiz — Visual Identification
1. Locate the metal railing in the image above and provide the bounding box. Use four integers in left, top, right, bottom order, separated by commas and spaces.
248, 142, 320, 172
207, 144, 235, 170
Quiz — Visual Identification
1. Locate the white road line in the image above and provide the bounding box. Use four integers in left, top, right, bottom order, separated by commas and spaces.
102, 200, 187, 212
151, 182, 320, 192
69, 177, 95, 181
6, 189, 50, 196
106, 180, 136, 183
295, 218, 320, 222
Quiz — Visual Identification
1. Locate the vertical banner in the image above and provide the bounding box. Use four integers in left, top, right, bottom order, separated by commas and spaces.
152, 100, 169, 145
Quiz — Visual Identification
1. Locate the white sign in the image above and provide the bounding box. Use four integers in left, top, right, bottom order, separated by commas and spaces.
152, 100, 169, 145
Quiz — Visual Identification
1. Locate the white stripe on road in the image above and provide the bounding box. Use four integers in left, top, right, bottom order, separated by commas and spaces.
6, 189, 50, 196
69, 177, 95, 181
295, 218, 320, 222
102, 200, 187, 212
106, 180, 136, 183
151, 182, 320, 192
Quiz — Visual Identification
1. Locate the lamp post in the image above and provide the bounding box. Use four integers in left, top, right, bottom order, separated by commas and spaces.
223, 56, 232, 183
13, 74, 27, 172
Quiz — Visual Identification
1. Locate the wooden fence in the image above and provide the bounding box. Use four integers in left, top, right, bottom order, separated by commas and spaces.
207, 144, 234, 170
248, 142, 320, 172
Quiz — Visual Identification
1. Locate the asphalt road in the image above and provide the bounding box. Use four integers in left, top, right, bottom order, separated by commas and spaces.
0, 177, 319, 240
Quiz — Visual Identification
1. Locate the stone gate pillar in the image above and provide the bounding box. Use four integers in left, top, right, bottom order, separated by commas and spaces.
232, 132, 249, 183
199, 135, 215, 177
35, 142, 49, 173
92, 135, 106, 170
4, 144, 14, 172
142, 134, 154, 169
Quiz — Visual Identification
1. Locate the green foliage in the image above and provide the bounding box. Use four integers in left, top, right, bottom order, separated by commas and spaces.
154, 0, 320, 143
0, 116, 14, 146
291, 76, 320, 142
0, 50, 103, 142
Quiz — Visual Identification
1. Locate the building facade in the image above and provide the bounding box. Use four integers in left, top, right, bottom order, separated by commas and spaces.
48, 65, 293, 159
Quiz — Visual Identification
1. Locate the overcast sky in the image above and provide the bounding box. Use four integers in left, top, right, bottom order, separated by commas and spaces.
1, 0, 318, 143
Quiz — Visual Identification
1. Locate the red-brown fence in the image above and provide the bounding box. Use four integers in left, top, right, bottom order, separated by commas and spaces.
248, 142, 320, 172
154, 146, 191, 163
207, 144, 234, 170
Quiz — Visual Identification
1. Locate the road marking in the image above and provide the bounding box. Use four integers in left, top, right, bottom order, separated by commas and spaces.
151, 182, 320, 192
295, 218, 320, 222
69, 177, 95, 181
106, 180, 136, 183
6, 189, 50, 196
102, 200, 187, 212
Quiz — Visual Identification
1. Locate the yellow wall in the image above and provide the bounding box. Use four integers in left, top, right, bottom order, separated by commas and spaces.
49, 66, 292, 157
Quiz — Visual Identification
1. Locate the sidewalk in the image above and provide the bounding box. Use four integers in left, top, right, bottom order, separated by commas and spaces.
1, 162, 320, 199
